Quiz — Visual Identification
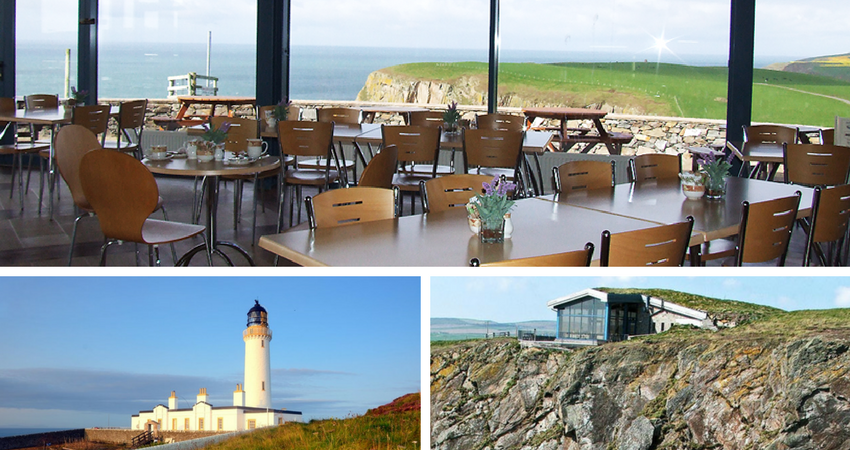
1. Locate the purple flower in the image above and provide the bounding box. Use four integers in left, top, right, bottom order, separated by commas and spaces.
496, 179, 516, 196
482, 179, 495, 196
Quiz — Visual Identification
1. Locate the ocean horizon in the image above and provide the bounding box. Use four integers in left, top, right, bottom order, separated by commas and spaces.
0, 428, 80, 438
15, 43, 795, 101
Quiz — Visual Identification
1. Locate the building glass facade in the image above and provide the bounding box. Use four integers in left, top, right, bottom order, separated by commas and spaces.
556, 297, 606, 340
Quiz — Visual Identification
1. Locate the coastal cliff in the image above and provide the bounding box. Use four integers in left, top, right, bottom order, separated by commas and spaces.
430, 308, 850, 450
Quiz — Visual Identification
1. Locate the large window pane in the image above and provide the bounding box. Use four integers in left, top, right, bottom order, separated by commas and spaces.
16, 0, 78, 97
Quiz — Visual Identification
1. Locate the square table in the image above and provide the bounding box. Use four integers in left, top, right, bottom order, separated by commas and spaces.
258, 197, 660, 266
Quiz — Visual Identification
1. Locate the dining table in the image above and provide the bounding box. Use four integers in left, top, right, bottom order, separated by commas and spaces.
359, 105, 429, 124
725, 140, 783, 180
144, 154, 280, 265
258, 196, 663, 266
153, 96, 256, 130
523, 107, 632, 155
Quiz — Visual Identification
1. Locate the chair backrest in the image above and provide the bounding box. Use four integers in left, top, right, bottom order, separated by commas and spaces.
463, 128, 524, 172
408, 110, 445, 128
820, 128, 835, 146
382, 125, 441, 168
783, 143, 850, 187
79, 149, 160, 243
553, 160, 615, 194
630, 153, 681, 182
805, 184, 850, 266
421, 174, 492, 213
317, 107, 360, 125
55, 124, 103, 211
24, 94, 59, 111
117, 99, 147, 128
744, 124, 798, 145
306, 187, 397, 229
72, 104, 111, 137
358, 145, 399, 189
736, 193, 801, 266
212, 116, 257, 153
471, 243, 594, 267
278, 120, 335, 158
601, 217, 694, 267
0, 97, 14, 114
475, 113, 524, 132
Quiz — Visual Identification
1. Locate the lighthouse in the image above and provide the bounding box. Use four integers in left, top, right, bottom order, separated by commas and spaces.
243, 300, 272, 408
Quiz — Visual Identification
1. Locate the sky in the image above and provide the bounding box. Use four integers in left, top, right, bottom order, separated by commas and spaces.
0, 276, 421, 429
430, 274, 850, 323
14, 0, 850, 62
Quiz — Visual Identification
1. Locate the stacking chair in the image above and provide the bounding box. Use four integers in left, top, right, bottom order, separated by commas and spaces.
409, 110, 457, 176
470, 243, 594, 267
316, 107, 359, 185
732, 193, 802, 266
382, 125, 442, 214
629, 153, 681, 182
462, 129, 525, 192
0, 97, 50, 211
420, 174, 492, 213
783, 143, 850, 187
79, 149, 210, 266
552, 160, 615, 195
24, 94, 59, 111
358, 145, 398, 189
277, 120, 338, 231
802, 184, 850, 266
600, 217, 694, 267
475, 113, 525, 132
742, 124, 798, 179
820, 128, 835, 146
306, 186, 398, 229
102, 99, 147, 159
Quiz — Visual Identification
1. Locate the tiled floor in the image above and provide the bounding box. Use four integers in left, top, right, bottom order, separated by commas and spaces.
0, 162, 816, 267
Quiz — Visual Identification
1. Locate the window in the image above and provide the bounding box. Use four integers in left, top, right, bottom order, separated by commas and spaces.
261, 340, 264, 348
185, 418, 190, 430
248, 419, 256, 430
172, 418, 176, 430
557, 298, 605, 340
217, 418, 223, 431
198, 418, 204, 431
262, 381, 265, 391
278, 417, 283, 425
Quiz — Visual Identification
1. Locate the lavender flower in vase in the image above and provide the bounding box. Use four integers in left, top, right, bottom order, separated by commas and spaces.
474, 176, 516, 243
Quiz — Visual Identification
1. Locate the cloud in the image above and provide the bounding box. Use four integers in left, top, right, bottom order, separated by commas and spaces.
835, 287, 850, 307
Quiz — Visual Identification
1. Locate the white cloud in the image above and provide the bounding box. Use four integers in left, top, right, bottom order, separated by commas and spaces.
835, 286, 850, 307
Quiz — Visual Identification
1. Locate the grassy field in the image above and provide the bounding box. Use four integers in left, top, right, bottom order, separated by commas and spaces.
383, 61, 850, 127
201, 394, 420, 450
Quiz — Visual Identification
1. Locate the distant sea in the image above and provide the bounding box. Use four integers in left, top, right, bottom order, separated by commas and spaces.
0, 428, 73, 438
15, 43, 794, 100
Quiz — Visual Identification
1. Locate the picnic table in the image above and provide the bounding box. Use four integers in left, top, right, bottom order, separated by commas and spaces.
152, 96, 256, 130
523, 107, 632, 155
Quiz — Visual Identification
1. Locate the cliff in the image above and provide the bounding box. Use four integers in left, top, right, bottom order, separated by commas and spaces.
430, 308, 850, 450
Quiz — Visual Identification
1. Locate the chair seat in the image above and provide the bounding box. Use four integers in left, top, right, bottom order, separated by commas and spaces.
284, 167, 340, 185
471, 167, 515, 179
102, 140, 139, 152
404, 164, 453, 176
141, 218, 206, 245
393, 173, 434, 191
689, 238, 737, 263
297, 157, 355, 170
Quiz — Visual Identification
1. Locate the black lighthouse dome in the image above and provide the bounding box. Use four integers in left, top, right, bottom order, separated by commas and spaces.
247, 300, 268, 327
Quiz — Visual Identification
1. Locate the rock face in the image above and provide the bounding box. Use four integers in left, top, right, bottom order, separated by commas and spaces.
431, 329, 850, 450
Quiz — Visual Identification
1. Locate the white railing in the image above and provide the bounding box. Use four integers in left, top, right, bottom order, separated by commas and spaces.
167, 73, 219, 99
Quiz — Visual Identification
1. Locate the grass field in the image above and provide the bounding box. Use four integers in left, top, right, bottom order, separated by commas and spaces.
383, 61, 850, 127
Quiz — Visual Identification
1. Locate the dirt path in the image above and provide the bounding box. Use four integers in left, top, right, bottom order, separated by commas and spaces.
755, 83, 850, 106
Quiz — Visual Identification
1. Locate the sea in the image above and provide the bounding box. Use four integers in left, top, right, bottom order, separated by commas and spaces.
0, 428, 73, 438
15, 42, 793, 101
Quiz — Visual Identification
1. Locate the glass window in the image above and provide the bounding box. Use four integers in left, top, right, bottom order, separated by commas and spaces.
218, 417, 223, 431
185, 418, 190, 430
15, 1, 78, 97
248, 419, 256, 430
198, 418, 204, 431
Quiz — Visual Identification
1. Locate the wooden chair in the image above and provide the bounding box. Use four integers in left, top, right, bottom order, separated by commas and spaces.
306, 186, 398, 229
743, 124, 798, 179
470, 243, 594, 267
783, 143, 850, 187
732, 193, 801, 266
601, 217, 694, 267
316, 107, 359, 185
820, 128, 835, 146
277, 120, 338, 231
0, 97, 50, 211
803, 184, 850, 266
24, 94, 59, 111
420, 174, 492, 213
408, 110, 445, 128
629, 153, 681, 182
79, 149, 209, 266
382, 124, 442, 214
103, 99, 147, 159
462, 129, 524, 188
552, 160, 615, 194
475, 113, 524, 132
358, 145, 398, 189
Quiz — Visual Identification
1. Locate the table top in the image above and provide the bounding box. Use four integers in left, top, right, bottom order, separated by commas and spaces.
522, 107, 608, 120
359, 105, 429, 114
0, 105, 121, 125
144, 155, 280, 177
552, 177, 813, 242
258, 197, 660, 266
176, 96, 256, 105
726, 141, 784, 163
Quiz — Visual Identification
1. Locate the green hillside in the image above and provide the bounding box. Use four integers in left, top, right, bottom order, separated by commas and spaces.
383, 61, 850, 127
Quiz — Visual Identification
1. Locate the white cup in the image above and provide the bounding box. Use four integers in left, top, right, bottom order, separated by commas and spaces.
150, 145, 167, 159
186, 141, 199, 159
247, 139, 268, 159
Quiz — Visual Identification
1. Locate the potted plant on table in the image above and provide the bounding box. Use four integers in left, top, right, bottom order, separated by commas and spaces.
68, 86, 88, 107
697, 151, 734, 199
265, 99, 290, 132
199, 120, 230, 161
468, 175, 516, 243
443, 101, 461, 135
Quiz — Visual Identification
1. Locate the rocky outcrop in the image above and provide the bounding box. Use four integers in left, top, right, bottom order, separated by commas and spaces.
431, 314, 850, 450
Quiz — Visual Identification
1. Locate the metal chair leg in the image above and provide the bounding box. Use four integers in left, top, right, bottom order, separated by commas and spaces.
159, 205, 178, 266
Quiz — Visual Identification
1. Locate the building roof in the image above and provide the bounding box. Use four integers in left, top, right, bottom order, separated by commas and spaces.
547, 288, 609, 310
547, 288, 708, 321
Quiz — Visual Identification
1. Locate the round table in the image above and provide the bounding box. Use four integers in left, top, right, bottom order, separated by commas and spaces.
144, 155, 281, 265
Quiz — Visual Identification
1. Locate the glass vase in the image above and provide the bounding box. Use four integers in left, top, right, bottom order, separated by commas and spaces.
704, 174, 727, 199
479, 217, 505, 244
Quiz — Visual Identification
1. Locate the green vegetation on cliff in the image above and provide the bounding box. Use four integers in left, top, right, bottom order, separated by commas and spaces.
378, 61, 850, 127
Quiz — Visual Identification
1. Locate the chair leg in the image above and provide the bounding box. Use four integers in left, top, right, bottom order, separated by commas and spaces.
251, 174, 259, 245
67, 212, 89, 266
37, 157, 45, 215
159, 205, 178, 266
99, 240, 117, 266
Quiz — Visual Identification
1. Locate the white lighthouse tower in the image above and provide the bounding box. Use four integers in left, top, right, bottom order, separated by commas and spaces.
243, 300, 272, 408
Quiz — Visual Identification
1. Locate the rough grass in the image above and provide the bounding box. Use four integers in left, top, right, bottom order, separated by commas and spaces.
596, 287, 781, 321
203, 394, 420, 450
381, 61, 850, 127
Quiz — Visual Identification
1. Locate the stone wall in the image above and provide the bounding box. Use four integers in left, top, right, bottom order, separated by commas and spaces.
84, 428, 226, 445
0, 429, 84, 450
